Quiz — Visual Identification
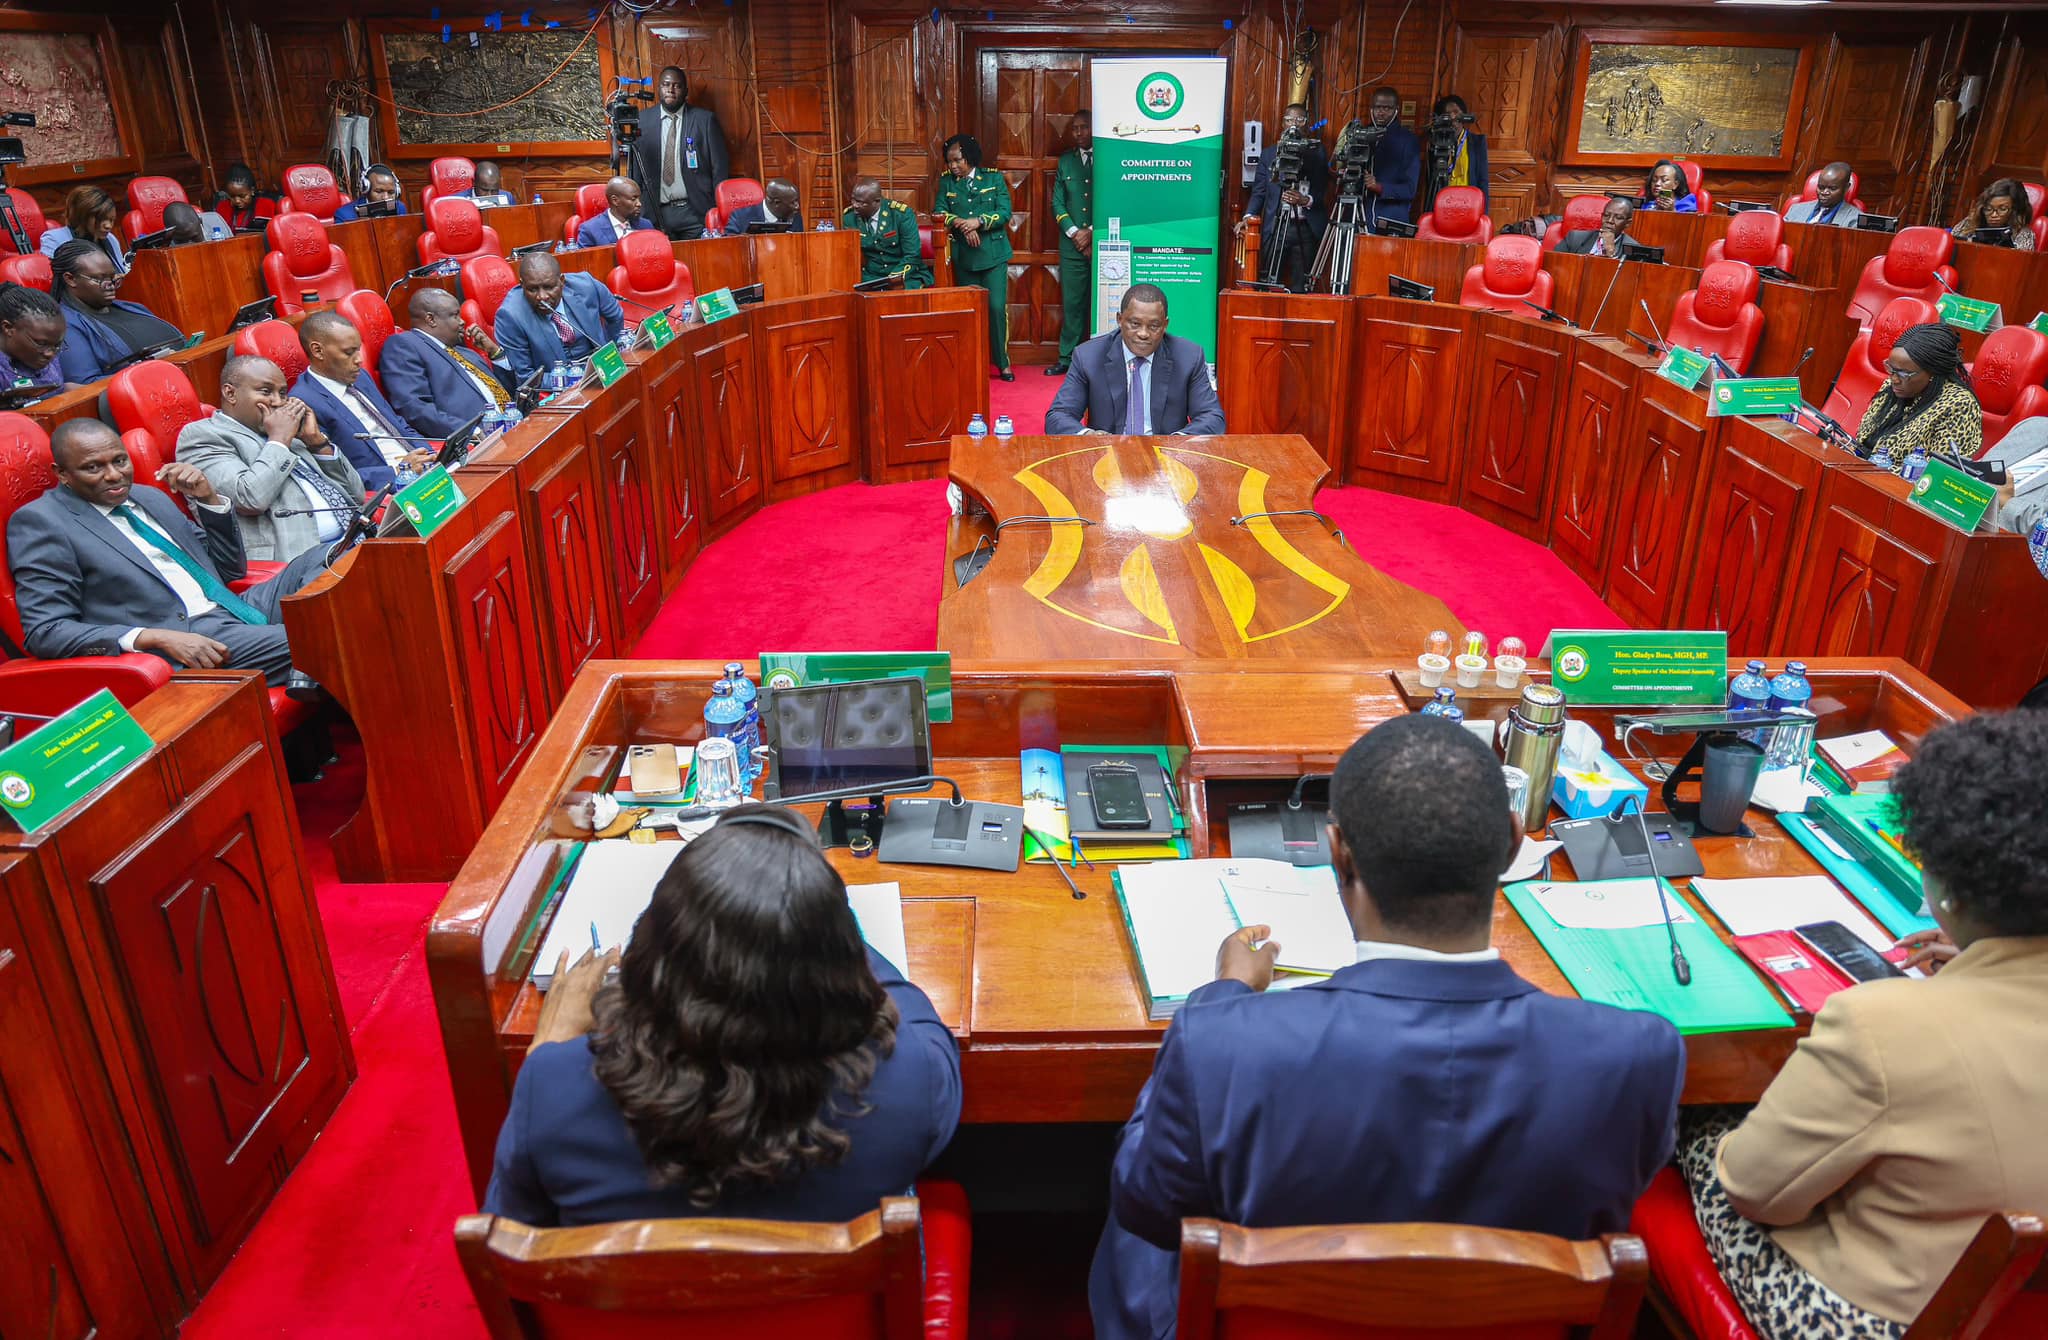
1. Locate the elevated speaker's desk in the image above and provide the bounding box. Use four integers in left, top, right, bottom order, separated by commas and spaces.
284, 282, 990, 883
939, 433, 1463, 659
428, 655, 1964, 1198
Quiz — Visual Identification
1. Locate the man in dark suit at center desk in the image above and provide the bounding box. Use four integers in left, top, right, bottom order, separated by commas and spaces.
1045, 284, 1226, 436
630, 64, 731, 240
492, 251, 625, 385
1555, 196, 1642, 258
379, 288, 515, 439
1088, 713, 1686, 1340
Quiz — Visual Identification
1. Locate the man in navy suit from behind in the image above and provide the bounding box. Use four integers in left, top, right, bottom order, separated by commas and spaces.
573, 176, 657, 249
1088, 713, 1686, 1340
1045, 284, 1225, 436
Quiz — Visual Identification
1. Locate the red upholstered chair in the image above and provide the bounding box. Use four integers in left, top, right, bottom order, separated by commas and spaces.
234, 319, 309, 386
1970, 324, 2048, 452
107, 361, 217, 468
1, 188, 49, 253
564, 182, 609, 244
0, 413, 175, 711
122, 175, 190, 240
262, 211, 357, 316
607, 229, 696, 313
419, 197, 503, 266
716, 178, 765, 222
1631, 1168, 2048, 1340
1176, 1219, 1647, 1340
336, 289, 397, 386
1460, 235, 1555, 312
1543, 195, 1609, 251
455, 1180, 971, 1340
283, 163, 346, 221
1793, 167, 1869, 213
460, 255, 520, 335
1415, 185, 1492, 244
1824, 295, 1938, 427
1847, 226, 1960, 327
0, 253, 51, 291
1705, 210, 1793, 272
422, 156, 475, 211
1667, 260, 1764, 374
1673, 159, 1713, 214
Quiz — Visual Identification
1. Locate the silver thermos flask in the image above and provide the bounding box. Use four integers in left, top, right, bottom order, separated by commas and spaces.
1500, 683, 1567, 833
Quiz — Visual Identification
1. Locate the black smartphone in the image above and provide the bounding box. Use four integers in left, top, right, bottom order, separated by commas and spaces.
1795, 921, 1904, 984
1087, 763, 1151, 829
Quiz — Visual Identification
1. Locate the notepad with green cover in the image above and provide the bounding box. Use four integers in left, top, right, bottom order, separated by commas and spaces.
1502, 878, 1794, 1034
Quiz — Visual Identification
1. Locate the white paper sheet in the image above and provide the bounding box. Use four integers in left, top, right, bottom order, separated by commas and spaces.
1116, 861, 1244, 1006
1218, 863, 1350, 975
532, 841, 683, 986
846, 882, 910, 976
1524, 878, 1696, 931
1690, 875, 1892, 952
1502, 836, 1563, 884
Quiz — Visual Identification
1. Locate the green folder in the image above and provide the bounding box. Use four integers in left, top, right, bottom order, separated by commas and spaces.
1502, 879, 1794, 1035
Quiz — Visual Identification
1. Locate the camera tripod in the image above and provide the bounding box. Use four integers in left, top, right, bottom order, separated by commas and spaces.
1308, 183, 1369, 295
1258, 172, 1309, 289
0, 170, 29, 256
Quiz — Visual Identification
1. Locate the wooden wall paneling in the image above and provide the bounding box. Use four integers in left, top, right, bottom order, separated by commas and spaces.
1971, 33, 2048, 210
1806, 36, 1932, 217
1783, 468, 1947, 660
840, 15, 933, 213
634, 344, 705, 593
585, 380, 661, 640
250, 20, 360, 185
689, 319, 765, 533
1922, 523, 2048, 710
1601, 377, 1712, 628
1679, 417, 1827, 657
119, 16, 205, 188
442, 511, 554, 812
0, 857, 165, 1340
1216, 291, 1354, 473
1447, 23, 1557, 223
633, 10, 755, 183
757, 295, 862, 502
1349, 296, 1471, 502
1546, 338, 1634, 584
749, 2, 843, 223
859, 287, 989, 483
490, 415, 621, 697
1457, 313, 1568, 540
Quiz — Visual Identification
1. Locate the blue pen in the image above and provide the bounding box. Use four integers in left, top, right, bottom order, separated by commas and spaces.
590, 920, 602, 952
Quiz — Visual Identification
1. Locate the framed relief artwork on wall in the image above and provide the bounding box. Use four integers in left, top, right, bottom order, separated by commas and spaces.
368, 19, 618, 158
1563, 30, 1814, 171
0, 13, 142, 185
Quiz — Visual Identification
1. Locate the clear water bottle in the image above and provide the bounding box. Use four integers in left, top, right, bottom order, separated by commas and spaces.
498, 401, 523, 430
478, 406, 504, 438
1764, 660, 1814, 769
1729, 658, 1773, 744
722, 661, 761, 782
1766, 660, 1811, 713
703, 679, 747, 781
1418, 685, 1464, 723
547, 361, 570, 392
1900, 447, 1928, 482
967, 413, 988, 441
532, 193, 544, 206
993, 414, 1014, 438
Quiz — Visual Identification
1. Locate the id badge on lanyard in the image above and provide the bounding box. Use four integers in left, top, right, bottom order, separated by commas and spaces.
685, 136, 700, 171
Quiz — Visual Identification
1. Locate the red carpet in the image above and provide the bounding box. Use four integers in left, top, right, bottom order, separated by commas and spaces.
179, 366, 1621, 1337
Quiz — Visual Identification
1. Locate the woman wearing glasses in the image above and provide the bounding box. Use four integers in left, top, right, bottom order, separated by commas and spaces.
51, 239, 186, 384
1855, 323, 1981, 470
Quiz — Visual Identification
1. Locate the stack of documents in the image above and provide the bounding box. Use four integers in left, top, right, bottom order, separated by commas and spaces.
1020, 746, 1189, 863
1114, 859, 1349, 1019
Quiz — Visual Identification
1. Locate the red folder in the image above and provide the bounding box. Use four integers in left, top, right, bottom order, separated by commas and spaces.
1733, 931, 1856, 1014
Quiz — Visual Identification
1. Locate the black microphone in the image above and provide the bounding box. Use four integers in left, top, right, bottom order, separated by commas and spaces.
384, 258, 461, 300
1638, 297, 1669, 353
1790, 346, 1815, 378
1286, 773, 1331, 809
1707, 351, 1742, 381
1520, 298, 1579, 329
323, 482, 397, 565
1635, 804, 1691, 988
1796, 400, 1859, 452
274, 504, 365, 518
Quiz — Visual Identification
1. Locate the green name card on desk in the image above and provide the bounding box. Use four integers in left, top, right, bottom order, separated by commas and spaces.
1938, 292, 2000, 333
0, 689, 154, 832
639, 310, 675, 350
590, 341, 628, 387
1909, 457, 1997, 531
2031, 311, 2048, 336
1541, 629, 1728, 706
1655, 345, 1709, 390
395, 465, 465, 538
758, 652, 954, 722
696, 288, 740, 325
1707, 376, 1802, 417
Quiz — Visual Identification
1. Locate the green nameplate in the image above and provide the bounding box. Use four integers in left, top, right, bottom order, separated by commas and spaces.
1908, 457, 1997, 532
640, 310, 675, 349
395, 466, 466, 538
0, 689, 155, 832
696, 288, 740, 325
1938, 292, 1999, 333
757, 652, 954, 723
2030, 311, 2048, 336
1540, 629, 1729, 707
1708, 376, 1802, 417
1655, 345, 1709, 390
590, 341, 628, 387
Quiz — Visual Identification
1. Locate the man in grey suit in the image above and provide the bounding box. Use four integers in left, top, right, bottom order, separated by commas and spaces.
1783, 162, 1864, 228
630, 65, 731, 240
1045, 284, 1226, 436
177, 356, 365, 563
9, 419, 329, 684
1555, 197, 1642, 257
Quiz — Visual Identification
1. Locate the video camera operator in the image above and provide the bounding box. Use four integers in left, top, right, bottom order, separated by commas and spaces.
1425, 94, 1487, 212
1235, 103, 1328, 293
1357, 86, 1420, 229
626, 66, 731, 241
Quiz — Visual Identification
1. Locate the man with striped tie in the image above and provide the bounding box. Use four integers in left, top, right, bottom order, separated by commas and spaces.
492, 251, 625, 384
8, 419, 331, 684
380, 288, 516, 439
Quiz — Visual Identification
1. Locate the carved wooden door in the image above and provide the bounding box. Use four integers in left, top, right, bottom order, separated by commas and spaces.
760, 300, 858, 499
977, 49, 1090, 364
1784, 495, 1939, 658
1460, 326, 1564, 539
1550, 354, 1630, 582
1352, 303, 1466, 501
640, 352, 705, 590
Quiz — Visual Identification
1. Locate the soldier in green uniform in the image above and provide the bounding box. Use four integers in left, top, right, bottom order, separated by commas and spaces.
1050, 110, 1094, 375
935, 133, 1014, 380
843, 177, 933, 289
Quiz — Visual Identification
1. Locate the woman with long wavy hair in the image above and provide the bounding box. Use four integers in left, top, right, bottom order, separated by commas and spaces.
485, 804, 962, 1225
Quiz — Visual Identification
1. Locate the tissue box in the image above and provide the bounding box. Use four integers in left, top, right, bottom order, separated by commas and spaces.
1551, 750, 1648, 820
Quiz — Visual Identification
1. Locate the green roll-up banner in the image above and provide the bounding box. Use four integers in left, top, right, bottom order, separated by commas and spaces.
1091, 58, 1228, 359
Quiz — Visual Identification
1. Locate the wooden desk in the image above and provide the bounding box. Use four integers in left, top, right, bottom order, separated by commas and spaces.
939, 434, 1462, 660
428, 656, 1964, 1199
0, 673, 352, 1328
23, 326, 271, 436
119, 233, 270, 341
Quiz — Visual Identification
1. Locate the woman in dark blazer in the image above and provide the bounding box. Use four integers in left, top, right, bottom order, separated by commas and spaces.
484, 804, 962, 1227
1432, 94, 1490, 207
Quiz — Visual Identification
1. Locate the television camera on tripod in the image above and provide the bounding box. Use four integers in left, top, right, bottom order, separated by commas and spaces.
1307, 118, 1383, 294
1, 113, 38, 256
